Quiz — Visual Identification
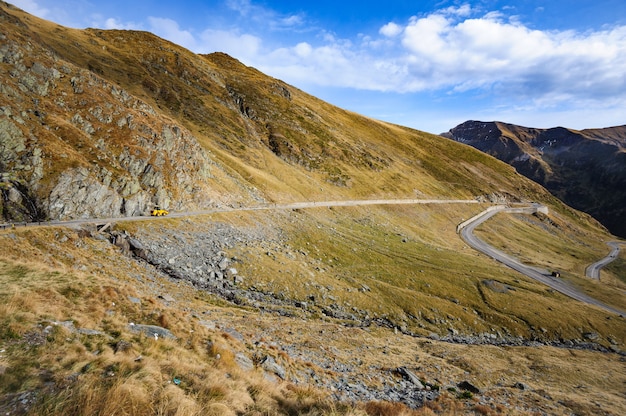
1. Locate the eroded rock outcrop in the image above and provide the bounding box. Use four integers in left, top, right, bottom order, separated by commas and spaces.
0, 31, 216, 221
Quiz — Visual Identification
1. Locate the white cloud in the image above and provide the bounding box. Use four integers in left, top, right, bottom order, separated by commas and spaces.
10, 0, 49, 18
257, 40, 410, 93
380, 22, 402, 37
233, 3, 626, 129
147, 17, 196, 50
269, 13, 307, 32
226, 0, 253, 16
294, 42, 313, 57
402, 14, 450, 60
441, 4, 473, 17
198, 29, 262, 60
226, 0, 304, 32
389, 9, 626, 105
101, 17, 142, 30
279, 14, 304, 28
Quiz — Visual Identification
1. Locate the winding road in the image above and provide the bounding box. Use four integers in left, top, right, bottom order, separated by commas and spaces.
458, 205, 625, 316
586, 242, 622, 279
2, 198, 623, 315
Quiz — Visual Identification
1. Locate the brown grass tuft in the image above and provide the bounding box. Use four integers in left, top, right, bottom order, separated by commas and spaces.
473, 404, 496, 415
157, 314, 170, 329
363, 401, 420, 416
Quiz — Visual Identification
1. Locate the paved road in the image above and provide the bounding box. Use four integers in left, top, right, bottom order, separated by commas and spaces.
459, 206, 625, 316
1, 198, 479, 229
586, 242, 622, 279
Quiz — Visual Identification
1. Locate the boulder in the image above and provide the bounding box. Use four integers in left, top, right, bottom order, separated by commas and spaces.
261, 355, 286, 380
513, 382, 530, 390
396, 367, 425, 390
457, 380, 481, 394
235, 353, 254, 371
218, 257, 230, 271
128, 323, 176, 340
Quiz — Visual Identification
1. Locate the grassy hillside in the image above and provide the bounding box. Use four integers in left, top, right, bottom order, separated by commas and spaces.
1, 2, 625, 415
1, 207, 625, 415
2, 1, 555, 206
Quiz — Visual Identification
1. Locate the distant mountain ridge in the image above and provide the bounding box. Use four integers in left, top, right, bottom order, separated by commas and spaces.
442, 121, 626, 237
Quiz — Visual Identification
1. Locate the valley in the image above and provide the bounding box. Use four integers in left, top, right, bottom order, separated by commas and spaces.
2, 200, 625, 415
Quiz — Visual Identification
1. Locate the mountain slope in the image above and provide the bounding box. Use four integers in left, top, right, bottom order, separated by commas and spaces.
0, 0, 567, 224
442, 121, 626, 237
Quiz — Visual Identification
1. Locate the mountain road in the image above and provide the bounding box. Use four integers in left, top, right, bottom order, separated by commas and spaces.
0, 198, 480, 229
2, 198, 623, 315
586, 242, 623, 279
458, 205, 625, 316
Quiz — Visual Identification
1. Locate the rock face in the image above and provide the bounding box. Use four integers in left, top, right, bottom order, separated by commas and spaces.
0, 5, 259, 223
0, 35, 214, 221
442, 121, 626, 237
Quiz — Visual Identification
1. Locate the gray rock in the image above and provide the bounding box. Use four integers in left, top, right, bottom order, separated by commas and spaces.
114, 340, 133, 353
457, 380, 481, 394
198, 320, 216, 330
513, 382, 530, 390
128, 323, 176, 340
396, 367, 425, 389
218, 257, 230, 271
51, 320, 108, 337
0, 118, 26, 161
261, 355, 286, 380
113, 233, 131, 255
128, 238, 145, 251
235, 353, 254, 371
77, 328, 107, 336
0, 42, 216, 223
159, 294, 175, 302
583, 332, 599, 341
223, 327, 244, 342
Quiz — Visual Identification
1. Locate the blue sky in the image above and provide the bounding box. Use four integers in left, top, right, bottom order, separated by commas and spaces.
11, 0, 626, 133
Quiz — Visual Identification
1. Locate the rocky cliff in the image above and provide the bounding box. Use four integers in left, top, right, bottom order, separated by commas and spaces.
442, 121, 626, 237
0, 3, 265, 222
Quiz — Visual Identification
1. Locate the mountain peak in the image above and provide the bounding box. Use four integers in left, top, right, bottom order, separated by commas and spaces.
443, 120, 626, 237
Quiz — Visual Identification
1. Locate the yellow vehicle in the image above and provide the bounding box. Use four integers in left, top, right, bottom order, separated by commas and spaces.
150, 206, 169, 216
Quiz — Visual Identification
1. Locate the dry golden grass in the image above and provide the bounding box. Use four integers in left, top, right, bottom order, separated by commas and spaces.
1, 215, 626, 415
0, 227, 358, 415
218, 206, 625, 346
